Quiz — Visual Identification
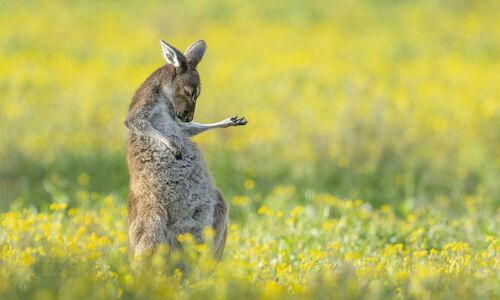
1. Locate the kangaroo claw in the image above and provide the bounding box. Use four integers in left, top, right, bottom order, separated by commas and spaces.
229, 116, 248, 126
171, 147, 182, 160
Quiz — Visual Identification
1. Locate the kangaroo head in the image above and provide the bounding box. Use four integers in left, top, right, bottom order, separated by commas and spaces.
160, 39, 206, 122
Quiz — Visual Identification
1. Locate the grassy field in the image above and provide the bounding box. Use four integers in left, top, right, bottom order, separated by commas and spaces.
0, 0, 499, 299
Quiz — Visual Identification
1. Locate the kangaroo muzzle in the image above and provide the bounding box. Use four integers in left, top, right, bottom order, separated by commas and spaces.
178, 110, 194, 122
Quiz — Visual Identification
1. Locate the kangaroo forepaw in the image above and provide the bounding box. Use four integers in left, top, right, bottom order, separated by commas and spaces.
169, 146, 182, 160
229, 116, 248, 126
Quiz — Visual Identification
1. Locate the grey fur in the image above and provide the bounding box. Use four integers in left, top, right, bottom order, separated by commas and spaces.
125, 40, 247, 258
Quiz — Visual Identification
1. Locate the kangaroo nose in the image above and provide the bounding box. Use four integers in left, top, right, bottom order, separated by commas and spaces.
182, 111, 193, 122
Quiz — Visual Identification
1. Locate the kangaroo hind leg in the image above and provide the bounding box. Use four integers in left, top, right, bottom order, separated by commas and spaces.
129, 209, 171, 256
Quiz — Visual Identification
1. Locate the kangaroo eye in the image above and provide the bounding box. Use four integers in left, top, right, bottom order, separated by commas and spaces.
193, 86, 200, 101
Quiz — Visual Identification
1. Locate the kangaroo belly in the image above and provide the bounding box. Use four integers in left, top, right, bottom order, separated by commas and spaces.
127, 134, 217, 227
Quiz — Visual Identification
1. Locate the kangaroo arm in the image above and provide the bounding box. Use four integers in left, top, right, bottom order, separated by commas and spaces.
124, 103, 181, 158
178, 121, 230, 136
178, 116, 248, 137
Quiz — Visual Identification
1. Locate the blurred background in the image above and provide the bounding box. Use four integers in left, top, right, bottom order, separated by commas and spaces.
0, 0, 498, 214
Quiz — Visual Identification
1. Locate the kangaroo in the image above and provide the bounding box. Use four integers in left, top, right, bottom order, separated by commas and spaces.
125, 39, 247, 258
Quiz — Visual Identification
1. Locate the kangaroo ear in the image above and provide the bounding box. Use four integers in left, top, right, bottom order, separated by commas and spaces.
160, 40, 186, 69
184, 40, 206, 68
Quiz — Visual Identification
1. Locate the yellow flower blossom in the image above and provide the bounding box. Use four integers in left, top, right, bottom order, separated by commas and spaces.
244, 179, 255, 190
